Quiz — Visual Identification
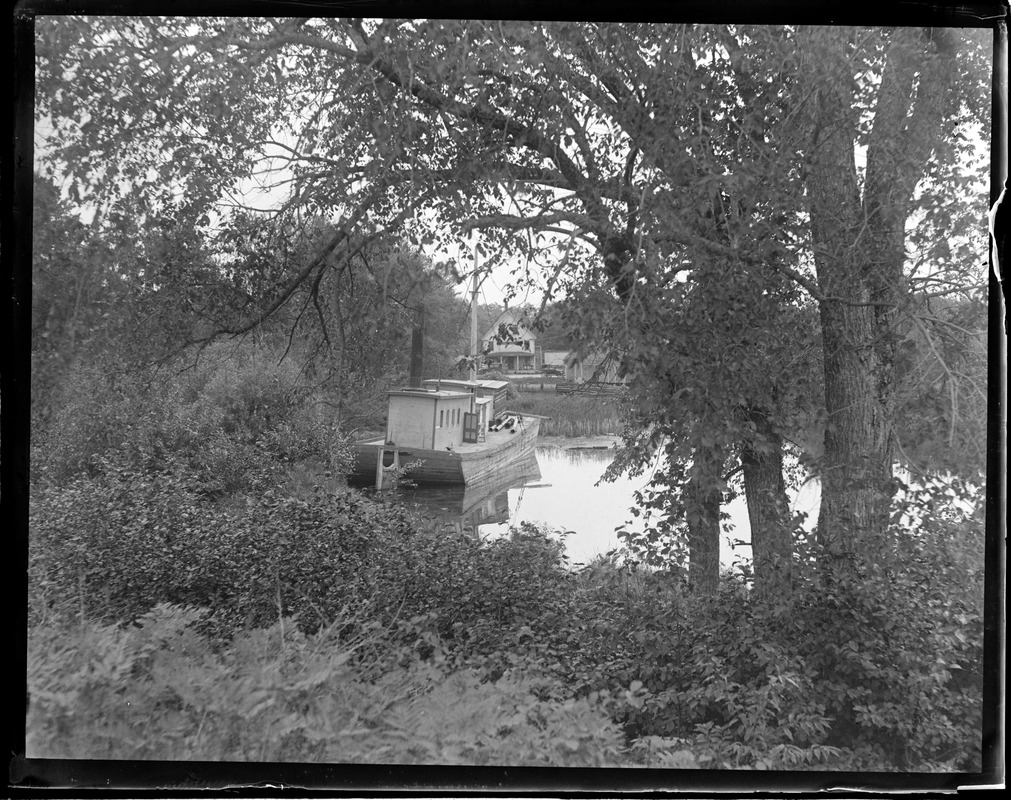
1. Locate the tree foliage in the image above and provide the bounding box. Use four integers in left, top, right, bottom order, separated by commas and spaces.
24, 15, 992, 775
33, 17, 990, 592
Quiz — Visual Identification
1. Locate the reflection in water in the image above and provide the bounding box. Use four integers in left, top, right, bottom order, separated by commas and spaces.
482, 445, 646, 566
393, 452, 542, 535
394, 442, 646, 566
393, 439, 821, 569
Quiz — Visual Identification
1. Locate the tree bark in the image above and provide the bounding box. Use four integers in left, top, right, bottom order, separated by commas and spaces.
803, 42, 889, 564
685, 449, 723, 595
740, 408, 793, 596
799, 27, 960, 572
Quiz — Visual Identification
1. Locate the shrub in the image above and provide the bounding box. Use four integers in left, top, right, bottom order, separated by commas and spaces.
27, 604, 213, 760
661, 578, 842, 770
28, 458, 413, 634
32, 359, 162, 484
29, 459, 217, 626
478, 487, 984, 773
622, 514, 982, 770
361, 522, 583, 677
28, 441, 984, 773
27, 604, 626, 766
32, 343, 353, 494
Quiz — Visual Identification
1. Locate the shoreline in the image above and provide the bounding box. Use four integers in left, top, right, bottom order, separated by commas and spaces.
536, 433, 621, 450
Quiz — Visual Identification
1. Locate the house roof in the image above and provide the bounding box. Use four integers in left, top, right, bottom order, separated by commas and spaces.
481, 308, 536, 342
388, 388, 471, 400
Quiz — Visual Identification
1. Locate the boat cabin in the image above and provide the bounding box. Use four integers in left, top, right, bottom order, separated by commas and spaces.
421, 378, 509, 436
422, 378, 509, 405
386, 388, 480, 450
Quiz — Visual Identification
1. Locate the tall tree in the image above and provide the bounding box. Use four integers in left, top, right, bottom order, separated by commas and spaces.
795, 26, 986, 572
34, 17, 989, 591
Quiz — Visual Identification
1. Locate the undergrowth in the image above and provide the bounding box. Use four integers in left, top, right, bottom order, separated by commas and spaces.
27, 382, 984, 772
28, 460, 984, 770
27, 603, 631, 766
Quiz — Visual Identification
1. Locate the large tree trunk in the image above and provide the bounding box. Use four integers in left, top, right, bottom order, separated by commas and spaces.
741, 408, 793, 596
804, 48, 891, 565
686, 482, 721, 595
685, 448, 723, 594
799, 27, 959, 572
815, 298, 896, 565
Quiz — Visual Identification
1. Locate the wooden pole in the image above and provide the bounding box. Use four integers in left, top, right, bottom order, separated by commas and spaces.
409, 302, 425, 388
470, 241, 479, 381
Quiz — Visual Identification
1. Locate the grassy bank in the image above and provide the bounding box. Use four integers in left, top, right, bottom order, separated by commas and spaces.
505, 389, 625, 438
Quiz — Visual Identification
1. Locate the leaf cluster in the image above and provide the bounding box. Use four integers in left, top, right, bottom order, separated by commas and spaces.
27, 604, 626, 766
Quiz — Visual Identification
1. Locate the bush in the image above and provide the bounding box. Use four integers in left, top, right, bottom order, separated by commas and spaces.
653, 577, 843, 770
27, 604, 626, 766
28, 441, 984, 772
32, 359, 162, 484
360, 522, 583, 676
460, 493, 983, 773
29, 458, 413, 634
33, 343, 352, 494
569, 504, 985, 771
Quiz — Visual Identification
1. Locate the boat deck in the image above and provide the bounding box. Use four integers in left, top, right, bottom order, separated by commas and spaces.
460, 419, 540, 453
360, 416, 540, 455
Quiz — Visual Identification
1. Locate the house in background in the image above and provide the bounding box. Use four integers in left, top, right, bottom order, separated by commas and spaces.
537, 349, 569, 372
481, 308, 537, 373
564, 349, 625, 384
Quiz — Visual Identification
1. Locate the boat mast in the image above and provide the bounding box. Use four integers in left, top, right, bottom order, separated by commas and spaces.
469, 240, 478, 381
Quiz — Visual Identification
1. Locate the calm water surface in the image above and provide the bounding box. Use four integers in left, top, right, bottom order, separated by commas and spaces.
395, 436, 821, 568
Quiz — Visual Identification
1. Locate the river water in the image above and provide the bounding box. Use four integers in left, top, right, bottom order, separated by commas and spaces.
392, 435, 822, 569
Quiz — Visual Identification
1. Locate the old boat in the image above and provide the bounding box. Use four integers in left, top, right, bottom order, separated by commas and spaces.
349, 379, 544, 488
350, 248, 546, 488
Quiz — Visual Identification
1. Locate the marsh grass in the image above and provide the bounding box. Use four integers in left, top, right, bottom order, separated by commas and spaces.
505, 391, 624, 437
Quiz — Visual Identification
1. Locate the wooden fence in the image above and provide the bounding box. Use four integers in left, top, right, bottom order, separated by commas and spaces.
554, 381, 625, 397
